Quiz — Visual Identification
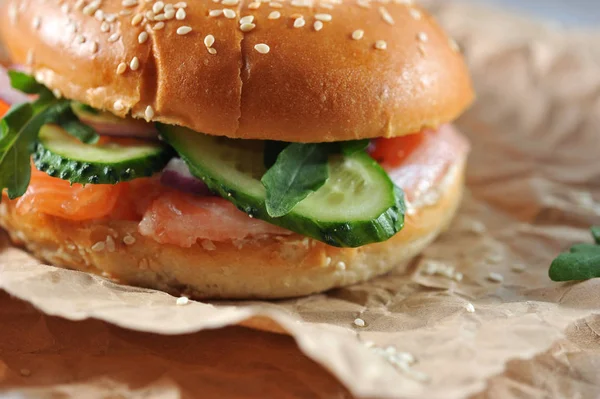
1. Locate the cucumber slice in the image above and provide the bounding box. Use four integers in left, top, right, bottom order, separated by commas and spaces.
159, 125, 405, 248
34, 124, 172, 184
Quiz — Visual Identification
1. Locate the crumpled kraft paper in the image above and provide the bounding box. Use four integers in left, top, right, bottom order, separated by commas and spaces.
2, 2, 600, 398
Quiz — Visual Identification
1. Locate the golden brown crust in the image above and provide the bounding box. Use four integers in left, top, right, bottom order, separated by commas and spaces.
0, 160, 465, 299
0, 0, 474, 142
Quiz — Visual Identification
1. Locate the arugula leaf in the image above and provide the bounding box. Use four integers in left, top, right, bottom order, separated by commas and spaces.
8, 70, 49, 95
57, 108, 99, 144
0, 98, 70, 199
340, 139, 370, 155
548, 226, 600, 281
261, 143, 329, 218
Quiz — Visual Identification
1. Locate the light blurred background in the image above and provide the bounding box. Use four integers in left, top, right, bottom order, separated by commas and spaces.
473, 0, 600, 27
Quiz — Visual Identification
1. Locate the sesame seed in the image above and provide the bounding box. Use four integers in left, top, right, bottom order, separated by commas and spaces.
153, 1, 165, 13
209, 9, 223, 17
240, 23, 256, 32
174, 8, 185, 20
75, 35, 85, 44
449, 38, 460, 52
374, 40, 387, 50
325, 256, 332, 266
106, 236, 116, 252
74, 0, 85, 10
52, 88, 62, 98
379, 6, 394, 25
20, 369, 31, 377
144, 105, 154, 121
91, 242, 106, 252
105, 14, 117, 22
153, 22, 165, 30
269, 1, 283, 8
409, 8, 421, 20
488, 272, 504, 283
222, 0, 239, 5
356, 0, 370, 9
512, 264, 525, 273
320, 2, 333, 9
119, 10, 133, 16
336, 261, 346, 270
417, 32, 428, 42
100, 21, 110, 32
123, 235, 136, 245
208, 47, 217, 54
204, 34, 215, 48
130, 57, 140, 71
131, 13, 143, 25
454, 272, 464, 282
94, 9, 104, 21
61, 3, 71, 14
176, 296, 190, 306
314, 13, 332, 21
268, 11, 281, 19
33, 16, 41, 30
154, 13, 166, 21
313, 21, 323, 31
26, 49, 34, 65
223, 8, 236, 18
108, 33, 121, 42
177, 26, 193, 35
248, 1, 261, 9
114, 100, 125, 111
293, 17, 305, 28
418, 44, 426, 56
254, 43, 270, 54
465, 303, 475, 313
91, 41, 99, 53
351, 29, 364, 40
116, 62, 127, 74
122, 0, 138, 7
146, 10, 156, 20
138, 31, 149, 43
354, 318, 366, 327
239, 15, 254, 25
175, 2, 188, 8
164, 9, 176, 19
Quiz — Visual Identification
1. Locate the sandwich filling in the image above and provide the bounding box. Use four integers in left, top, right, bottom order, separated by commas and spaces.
0, 68, 468, 249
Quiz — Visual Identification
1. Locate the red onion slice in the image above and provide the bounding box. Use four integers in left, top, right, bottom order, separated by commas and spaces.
161, 158, 213, 196
0, 65, 31, 105
80, 118, 159, 139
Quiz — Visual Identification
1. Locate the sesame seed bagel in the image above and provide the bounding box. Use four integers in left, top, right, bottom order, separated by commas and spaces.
0, 0, 473, 142
0, 158, 465, 299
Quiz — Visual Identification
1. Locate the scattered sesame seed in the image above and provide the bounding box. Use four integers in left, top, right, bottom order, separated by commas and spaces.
61, 3, 71, 14
130, 57, 140, 71
374, 40, 387, 50
94, 9, 104, 21
248, 1, 261, 9
75, 34, 85, 44
123, 235, 136, 245
154, 14, 167, 21
356, 0, 370, 8
114, 100, 125, 111
175, 2, 188, 8
52, 88, 62, 98
223, 8, 236, 18
176, 296, 190, 306
33, 16, 42, 30
105, 14, 117, 22
100, 21, 110, 32
20, 369, 31, 377
351, 29, 364, 40
314, 13, 332, 21
293, 17, 305, 28
454, 272, 464, 282
177, 26, 193, 35
131, 13, 143, 26
204, 34, 215, 48
108, 33, 121, 42
119, 9, 133, 16
417, 32, 428, 42
465, 303, 475, 313
164, 9, 176, 19
91, 241, 106, 252
379, 6, 394, 25
116, 62, 127, 74
222, 0, 239, 5
106, 236, 116, 252
336, 261, 346, 270
354, 318, 366, 327
417, 44, 426, 56
209, 9, 223, 17
144, 105, 155, 121
122, 0, 138, 7
208, 47, 217, 55
240, 23, 256, 32
91, 41, 99, 53
138, 31, 149, 43
146, 10, 156, 20
153, 22, 165, 30
325, 256, 332, 266
512, 264, 526, 273
409, 8, 421, 20
268, 11, 281, 19
269, 1, 283, 8
176, 8, 186, 20
240, 15, 255, 25
488, 272, 504, 283
313, 20, 323, 31
254, 43, 270, 54
153, 1, 165, 13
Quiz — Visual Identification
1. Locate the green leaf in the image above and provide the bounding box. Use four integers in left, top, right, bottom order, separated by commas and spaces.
8, 70, 50, 95
0, 98, 70, 199
340, 139, 370, 155
549, 248, 600, 281
261, 143, 329, 218
591, 226, 600, 244
56, 108, 99, 144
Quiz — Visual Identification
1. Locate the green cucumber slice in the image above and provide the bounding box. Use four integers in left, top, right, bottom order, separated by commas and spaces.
159, 125, 405, 248
33, 124, 172, 184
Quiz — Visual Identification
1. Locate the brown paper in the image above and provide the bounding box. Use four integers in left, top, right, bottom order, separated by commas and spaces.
2, 2, 600, 398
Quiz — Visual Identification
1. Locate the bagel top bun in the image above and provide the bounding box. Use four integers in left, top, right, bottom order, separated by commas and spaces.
0, 0, 473, 142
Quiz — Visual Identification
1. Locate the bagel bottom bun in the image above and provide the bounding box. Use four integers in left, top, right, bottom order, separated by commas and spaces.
0, 159, 465, 299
